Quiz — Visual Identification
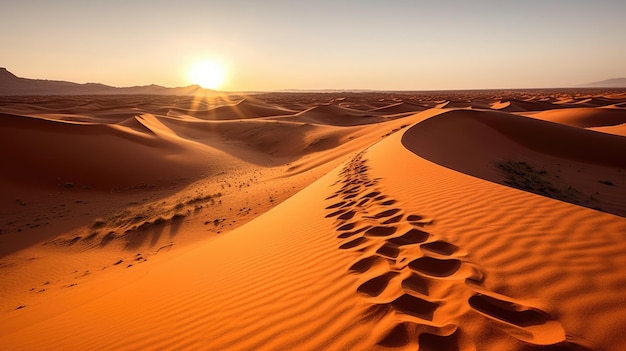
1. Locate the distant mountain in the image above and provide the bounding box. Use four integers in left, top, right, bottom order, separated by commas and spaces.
580, 77, 626, 88
0, 67, 216, 96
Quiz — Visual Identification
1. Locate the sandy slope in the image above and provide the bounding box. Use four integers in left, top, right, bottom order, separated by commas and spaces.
0, 93, 415, 318
527, 107, 626, 128
589, 123, 626, 137
0, 112, 212, 190
1, 91, 626, 350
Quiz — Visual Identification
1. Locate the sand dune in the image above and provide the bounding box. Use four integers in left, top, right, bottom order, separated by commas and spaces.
491, 99, 565, 112
367, 101, 427, 114
168, 98, 296, 120
571, 97, 615, 107
410, 109, 626, 167
528, 107, 626, 129
588, 123, 626, 137
1, 90, 626, 351
0, 112, 211, 190
401, 109, 626, 216
287, 103, 385, 126
435, 100, 469, 109
156, 116, 355, 164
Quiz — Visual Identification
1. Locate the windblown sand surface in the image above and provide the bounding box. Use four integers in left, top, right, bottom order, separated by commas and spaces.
1, 89, 625, 350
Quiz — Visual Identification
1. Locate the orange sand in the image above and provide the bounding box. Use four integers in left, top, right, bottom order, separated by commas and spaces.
1, 90, 625, 350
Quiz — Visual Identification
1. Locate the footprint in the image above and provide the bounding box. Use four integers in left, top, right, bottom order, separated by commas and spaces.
407, 215, 424, 221
408, 257, 461, 278
342, 185, 361, 194
376, 243, 400, 259
325, 201, 346, 209
421, 240, 462, 256
380, 199, 396, 206
364, 226, 397, 237
337, 231, 360, 239
337, 226, 371, 239
337, 222, 356, 231
401, 274, 430, 296
377, 323, 410, 348
361, 191, 381, 199
338, 210, 356, 220
357, 272, 398, 297
390, 294, 439, 321
356, 198, 370, 207
340, 201, 357, 208
349, 256, 385, 273
469, 294, 550, 328
407, 214, 434, 226
339, 237, 368, 250
466, 283, 567, 346
388, 228, 430, 246
382, 214, 404, 224
418, 330, 460, 351
372, 208, 401, 218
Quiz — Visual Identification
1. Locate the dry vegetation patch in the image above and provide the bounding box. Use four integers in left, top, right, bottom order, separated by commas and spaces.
496, 160, 595, 208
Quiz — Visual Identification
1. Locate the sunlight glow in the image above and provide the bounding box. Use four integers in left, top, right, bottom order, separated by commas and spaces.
188, 60, 227, 90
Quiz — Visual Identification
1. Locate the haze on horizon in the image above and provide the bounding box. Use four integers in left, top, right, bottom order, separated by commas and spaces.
1, 0, 625, 91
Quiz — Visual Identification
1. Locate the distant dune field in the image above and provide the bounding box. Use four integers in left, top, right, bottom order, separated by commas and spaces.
1, 89, 625, 351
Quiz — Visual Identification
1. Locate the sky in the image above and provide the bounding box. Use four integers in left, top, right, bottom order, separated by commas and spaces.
1, 0, 625, 91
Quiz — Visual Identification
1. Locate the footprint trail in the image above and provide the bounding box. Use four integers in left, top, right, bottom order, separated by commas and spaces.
325, 151, 585, 350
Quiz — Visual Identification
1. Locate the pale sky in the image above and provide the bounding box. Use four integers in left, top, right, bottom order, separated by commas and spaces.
1, 0, 625, 91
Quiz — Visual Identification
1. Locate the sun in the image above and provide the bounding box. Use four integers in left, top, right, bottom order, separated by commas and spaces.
188, 60, 227, 90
